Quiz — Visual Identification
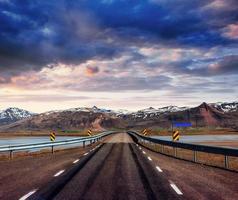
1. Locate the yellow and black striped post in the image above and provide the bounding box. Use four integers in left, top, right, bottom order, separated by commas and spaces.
50, 132, 56, 154
87, 129, 92, 136
50, 132, 56, 142
142, 128, 148, 136
172, 130, 179, 141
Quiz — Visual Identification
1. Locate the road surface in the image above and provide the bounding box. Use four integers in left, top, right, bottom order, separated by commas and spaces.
0, 133, 238, 200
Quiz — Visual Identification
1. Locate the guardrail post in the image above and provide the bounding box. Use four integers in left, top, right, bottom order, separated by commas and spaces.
193, 151, 197, 163
162, 145, 164, 153
128, 131, 238, 171
225, 155, 229, 169
174, 147, 177, 157
83, 141, 85, 148
10, 150, 13, 159
51, 146, 54, 154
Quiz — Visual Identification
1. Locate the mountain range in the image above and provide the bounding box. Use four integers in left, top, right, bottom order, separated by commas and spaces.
0, 102, 238, 132
0, 107, 34, 126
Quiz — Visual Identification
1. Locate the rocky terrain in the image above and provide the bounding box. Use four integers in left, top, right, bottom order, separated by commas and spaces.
0, 102, 237, 132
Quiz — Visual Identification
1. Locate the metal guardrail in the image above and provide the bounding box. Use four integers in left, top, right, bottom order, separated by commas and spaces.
127, 131, 238, 169
0, 131, 115, 159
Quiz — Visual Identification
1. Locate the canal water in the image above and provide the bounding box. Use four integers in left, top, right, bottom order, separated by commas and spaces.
1, 135, 238, 146
0, 136, 81, 147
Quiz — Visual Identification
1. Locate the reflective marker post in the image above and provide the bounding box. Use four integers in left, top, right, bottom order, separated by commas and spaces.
172, 131, 180, 142
50, 132, 56, 154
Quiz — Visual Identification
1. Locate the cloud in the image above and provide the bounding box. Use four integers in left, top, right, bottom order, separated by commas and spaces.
0, 0, 238, 111
85, 66, 99, 76
0, 0, 237, 77
207, 55, 238, 74
222, 23, 238, 39
0, 94, 93, 103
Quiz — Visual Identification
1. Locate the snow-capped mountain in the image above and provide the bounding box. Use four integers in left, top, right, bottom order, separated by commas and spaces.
128, 106, 189, 119
210, 102, 238, 113
42, 106, 131, 116
139, 106, 188, 113
0, 107, 35, 125
1, 101, 238, 131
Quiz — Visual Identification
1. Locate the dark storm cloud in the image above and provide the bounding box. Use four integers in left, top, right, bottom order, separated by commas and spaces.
208, 55, 238, 74
189, 55, 238, 76
0, 0, 238, 79
0, 0, 125, 76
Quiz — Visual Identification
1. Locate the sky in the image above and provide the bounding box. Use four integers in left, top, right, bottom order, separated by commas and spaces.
0, 0, 238, 113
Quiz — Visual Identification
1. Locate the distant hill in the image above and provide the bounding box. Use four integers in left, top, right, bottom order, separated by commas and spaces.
0, 102, 237, 132
0, 107, 126, 132
121, 102, 238, 129
0, 107, 35, 126
210, 102, 238, 113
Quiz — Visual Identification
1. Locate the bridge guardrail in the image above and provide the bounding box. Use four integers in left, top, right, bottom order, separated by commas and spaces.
127, 131, 238, 170
0, 131, 115, 158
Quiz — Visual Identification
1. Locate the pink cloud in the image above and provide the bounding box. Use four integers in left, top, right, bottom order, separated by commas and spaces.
85, 66, 99, 76
223, 23, 238, 39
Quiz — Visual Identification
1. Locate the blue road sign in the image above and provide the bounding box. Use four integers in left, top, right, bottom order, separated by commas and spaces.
173, 122, 192, 127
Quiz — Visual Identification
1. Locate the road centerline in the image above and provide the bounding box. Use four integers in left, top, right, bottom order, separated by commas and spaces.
54, 170, 65, 177
169, 181, 183, 195
19, 189, 37, 200
156, 166, 163, 172
73, 159, 79, 164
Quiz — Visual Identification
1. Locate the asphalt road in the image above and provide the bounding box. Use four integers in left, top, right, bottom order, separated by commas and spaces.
1, 133, 238, 200
53, 139, 181, 200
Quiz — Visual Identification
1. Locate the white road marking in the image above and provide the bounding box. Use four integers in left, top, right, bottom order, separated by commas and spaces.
73, 159, 79, 164
136, 144, 138, 146
84, 152, 89, 156
170, 181, 183, 195
54, 170, 65, 177
19, 189, 37, 200
156, 166, 163, 172
142, 151, 146, 154
139, 147, 142, 150
147, 156, 152, 161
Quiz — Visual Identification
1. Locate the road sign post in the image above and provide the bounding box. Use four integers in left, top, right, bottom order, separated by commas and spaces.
172, 130, 180, 142
50, 132, 56, 154
50, 132, 56, 142
142, 128, 148, 136
87, 129, 92, 136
